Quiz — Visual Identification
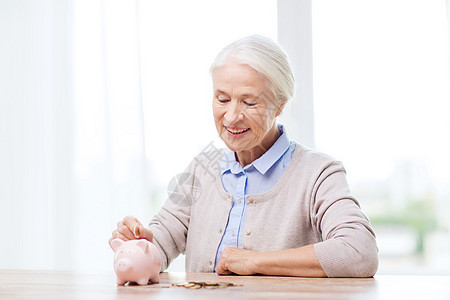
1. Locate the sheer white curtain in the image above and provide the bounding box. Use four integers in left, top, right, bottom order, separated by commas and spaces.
0, 0, 76, 270
0, 0, 150, 271
0, 0, 278, 271
72, 0, 152, 271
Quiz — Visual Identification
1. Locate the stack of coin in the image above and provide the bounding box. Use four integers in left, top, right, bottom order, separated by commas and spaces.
171, 281, 243, 289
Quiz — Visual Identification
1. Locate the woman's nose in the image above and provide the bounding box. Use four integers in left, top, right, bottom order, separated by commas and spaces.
224, 103, 244, 123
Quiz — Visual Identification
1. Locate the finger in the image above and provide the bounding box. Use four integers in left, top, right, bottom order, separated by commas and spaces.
218, 269, 233, 275
216, 261, 232, 275
111, 229, 130, 241
117, 223, 135, 240
122, 215, 142, 233
137, 227, 154, 243
114, 219, 134, 240
118, 216, 141, 239
111, 229, 118, 238
216, 254, 229, 275
108, 233, 128, 244
116, 231, 130, 241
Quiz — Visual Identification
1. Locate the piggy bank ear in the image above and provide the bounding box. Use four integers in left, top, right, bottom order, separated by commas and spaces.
110, 238, 125, 252
136, 239, 149, 253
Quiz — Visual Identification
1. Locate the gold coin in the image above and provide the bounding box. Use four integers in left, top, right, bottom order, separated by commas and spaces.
188, 284, 202, 289
133, 225, 140, 238
218, 282, 232, 286
172, 281, 242, 289
173, 282, 187, 287
204, 285, 219, 289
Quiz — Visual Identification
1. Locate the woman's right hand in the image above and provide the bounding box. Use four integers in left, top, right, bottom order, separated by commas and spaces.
109, 215, 154, 244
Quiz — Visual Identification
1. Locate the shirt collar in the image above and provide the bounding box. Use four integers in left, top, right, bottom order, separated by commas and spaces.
220, 125, 291, 175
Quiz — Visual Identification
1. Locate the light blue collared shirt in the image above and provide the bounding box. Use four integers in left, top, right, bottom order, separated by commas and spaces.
214, 125, 296, 270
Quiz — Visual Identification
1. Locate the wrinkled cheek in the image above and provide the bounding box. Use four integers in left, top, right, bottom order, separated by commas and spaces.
214, 119, 223, 135
212, 112, 220, 129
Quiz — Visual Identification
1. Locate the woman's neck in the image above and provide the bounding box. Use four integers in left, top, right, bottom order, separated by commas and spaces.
235, 125, 281, 167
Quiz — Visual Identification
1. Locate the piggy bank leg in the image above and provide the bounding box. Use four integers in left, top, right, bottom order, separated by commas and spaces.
148, 273, 160, 284
116, 278, 127, 285
137, 278, 149, 286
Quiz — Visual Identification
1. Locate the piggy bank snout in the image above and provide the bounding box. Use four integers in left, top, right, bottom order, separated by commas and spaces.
116, 258, 133, 273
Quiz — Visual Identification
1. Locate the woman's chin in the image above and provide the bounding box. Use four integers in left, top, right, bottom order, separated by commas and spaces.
223, 142, 240, 152
222, 139, 243, 152
220, 131, 255, 152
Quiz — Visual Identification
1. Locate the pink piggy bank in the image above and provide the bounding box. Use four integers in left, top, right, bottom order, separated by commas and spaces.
109, 238, 161, 285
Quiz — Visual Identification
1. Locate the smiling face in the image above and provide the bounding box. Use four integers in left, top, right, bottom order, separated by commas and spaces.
212, 62, 284, 166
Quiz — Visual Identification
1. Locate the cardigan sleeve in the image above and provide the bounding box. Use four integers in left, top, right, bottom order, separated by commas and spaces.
149, 201, 190, 272
148, 165, 198, 271
312, 161, 379, 277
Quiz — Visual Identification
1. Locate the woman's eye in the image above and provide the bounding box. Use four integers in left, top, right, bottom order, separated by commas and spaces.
218, 97, 229, 103
244, 101, 256, 107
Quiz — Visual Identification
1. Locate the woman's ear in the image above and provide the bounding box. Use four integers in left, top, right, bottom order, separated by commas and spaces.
275, 98, 287, 117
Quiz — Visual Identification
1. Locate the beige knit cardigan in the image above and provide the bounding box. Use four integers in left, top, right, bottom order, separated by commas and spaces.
149, 144, 378, 277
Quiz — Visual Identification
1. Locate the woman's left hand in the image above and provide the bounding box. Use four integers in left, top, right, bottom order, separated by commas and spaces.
216, 246, 258, 275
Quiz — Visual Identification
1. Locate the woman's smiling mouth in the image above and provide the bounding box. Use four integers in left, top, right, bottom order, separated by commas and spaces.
226, 127, 250, 135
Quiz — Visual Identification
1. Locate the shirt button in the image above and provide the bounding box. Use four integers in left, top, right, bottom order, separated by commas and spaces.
209, 261, 213, 266
231, 231, 235, 237
246, 230, 251, 235
219, 228, 223, 234
237, 199, 242, 204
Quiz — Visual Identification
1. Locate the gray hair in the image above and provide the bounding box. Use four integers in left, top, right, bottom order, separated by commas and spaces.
210, 35, 295, 105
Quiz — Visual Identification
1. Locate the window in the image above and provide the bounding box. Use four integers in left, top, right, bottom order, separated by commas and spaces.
312, 0, 450, 274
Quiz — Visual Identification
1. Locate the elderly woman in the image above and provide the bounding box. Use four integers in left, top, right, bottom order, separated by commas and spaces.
111, 35, 378, 278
